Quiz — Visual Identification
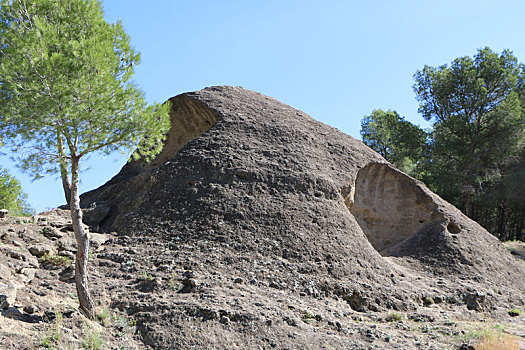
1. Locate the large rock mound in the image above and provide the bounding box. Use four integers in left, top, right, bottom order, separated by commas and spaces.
80, 86, 525, 348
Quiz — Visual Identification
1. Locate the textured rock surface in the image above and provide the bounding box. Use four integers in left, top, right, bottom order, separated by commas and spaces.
75, 86, 525, 348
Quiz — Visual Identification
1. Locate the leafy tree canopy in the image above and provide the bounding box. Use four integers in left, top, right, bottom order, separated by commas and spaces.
0, 0, 170, 178
360, 109, 427, 175
413, 47, 524, 190
0, 168, 33, 216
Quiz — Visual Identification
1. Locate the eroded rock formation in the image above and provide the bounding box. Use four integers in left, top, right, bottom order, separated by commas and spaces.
79, 86, 525, 348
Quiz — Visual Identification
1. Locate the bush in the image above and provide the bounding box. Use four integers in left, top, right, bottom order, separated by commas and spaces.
386, 312, 403, 322
41, 253, 71, 266
508, 308, 521, 317
423, 296, 435, 306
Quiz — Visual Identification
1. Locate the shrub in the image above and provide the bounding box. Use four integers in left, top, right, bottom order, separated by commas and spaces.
41, 253, 71, 266
386, 312, 403, 322
423, 296, 435, 306
508, 309, 521, 317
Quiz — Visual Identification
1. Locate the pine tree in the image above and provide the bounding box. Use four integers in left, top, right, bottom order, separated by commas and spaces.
0, 0, 170, 318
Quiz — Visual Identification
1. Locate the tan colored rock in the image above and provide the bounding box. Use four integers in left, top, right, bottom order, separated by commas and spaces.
0, 281, 17, 309
0, 263, 11, 280
28, 243, 55, 258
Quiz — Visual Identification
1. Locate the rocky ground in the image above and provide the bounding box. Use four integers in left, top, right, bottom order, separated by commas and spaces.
0, 210, 524, 349
0, 210, 146, 349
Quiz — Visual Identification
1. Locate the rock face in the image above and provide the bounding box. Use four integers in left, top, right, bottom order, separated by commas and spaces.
80, 86, 525, 348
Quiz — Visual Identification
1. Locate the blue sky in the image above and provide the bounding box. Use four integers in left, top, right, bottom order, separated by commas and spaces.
2, 0, 525, 213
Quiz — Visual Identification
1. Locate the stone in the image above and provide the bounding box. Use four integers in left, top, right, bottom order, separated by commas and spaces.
75, 86, 525, 347
0, 281, 17, 309
82, 202, 111, 230
220, 316, 230, 324
180, 278, 197, 293
23, 304, 37, 314
0, 263, 11, 280
57, 236, 76, 253
465, 292, 490, 311
0, 209, 8, 219
343, 291, 369, 312
90, 232, 109, 249
28, 244, 54, 258
40, 226, 63, 239
58, 250, 75, 259
58, 266, 75, 282
459, 345, 475, 350
20, 268, 36, 283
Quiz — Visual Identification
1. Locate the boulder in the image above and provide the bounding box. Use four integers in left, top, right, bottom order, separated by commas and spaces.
0, 281, 17, 309
0, 262, 11, 280
28, 243, 55, 258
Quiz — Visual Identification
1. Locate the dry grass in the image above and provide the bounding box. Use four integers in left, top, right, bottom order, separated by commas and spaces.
473, 330, 521, 350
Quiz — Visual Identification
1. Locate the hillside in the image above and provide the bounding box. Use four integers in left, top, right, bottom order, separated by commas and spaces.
1, 86, 524, 349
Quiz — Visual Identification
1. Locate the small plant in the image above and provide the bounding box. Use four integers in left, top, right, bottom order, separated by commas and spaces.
97, 307, 111, 326
423, 296, 435, 306
82, 323, 104, 350
40, 311, 63, 348
128, 318, 137, 327
41, 253, 71, 266
386, 312, 403, 322
38, 227, 53, 235
302, 310, 315, 322
508, 308, 521, 317
140, 271, 153, 282
168, 273, 179, 289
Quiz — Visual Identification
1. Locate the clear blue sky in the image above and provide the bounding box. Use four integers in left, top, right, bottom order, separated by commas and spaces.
2, 0, 525, 213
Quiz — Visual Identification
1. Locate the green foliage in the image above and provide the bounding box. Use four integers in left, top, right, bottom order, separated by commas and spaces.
362, 47, 525, 241
423, 296, 435, 306
41, 252, 71, 266
508, 308, 521, 317
0, 0, 170, 317
81, 323, 104, 350
385, 312, 403, 322
40, 311, 63, 349
0, 0, 170, 180
413, 48, 525, 214
0, 168, 34, 216
96, 306, 111, 326
302, 310, 315, 322
360, 109, 427, 176
168, 272, 179, 290
140, 270, 153, 281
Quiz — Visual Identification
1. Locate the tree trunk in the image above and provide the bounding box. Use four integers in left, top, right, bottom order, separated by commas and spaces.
70, 158, 94, 319
61, 171, 71, 206
57, 132, 71, 206
496, 203, 506, 240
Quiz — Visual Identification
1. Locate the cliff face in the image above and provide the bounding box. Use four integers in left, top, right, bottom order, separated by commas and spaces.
79, 86, 525, 348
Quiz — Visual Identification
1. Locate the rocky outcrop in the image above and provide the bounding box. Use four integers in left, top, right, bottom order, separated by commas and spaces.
79, 86, 525, 348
